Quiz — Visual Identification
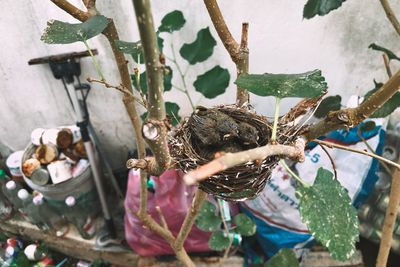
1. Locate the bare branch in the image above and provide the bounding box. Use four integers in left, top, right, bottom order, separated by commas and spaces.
50, 0, 89, 21
383, 53, 393, 78
318, 143, 337, 179
155, 206, 170, 232
236, 23, 250, 106
313, 139, 400, 170
380, 0, 400, 37
306, 70, 400, 140
184, 138, 306, 185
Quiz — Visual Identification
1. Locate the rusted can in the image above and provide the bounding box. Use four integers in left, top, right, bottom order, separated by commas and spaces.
22, 158, 41, 177
35, 144, 58, 164
56, 128, 73, 149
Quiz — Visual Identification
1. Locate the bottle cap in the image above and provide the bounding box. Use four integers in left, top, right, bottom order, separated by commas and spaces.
33, 194, 44, 206
6, 180, 16, 190
65, 196, 76, 207
17, 189, 29, 200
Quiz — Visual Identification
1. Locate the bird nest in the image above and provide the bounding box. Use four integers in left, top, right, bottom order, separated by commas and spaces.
169, 104, 305, 201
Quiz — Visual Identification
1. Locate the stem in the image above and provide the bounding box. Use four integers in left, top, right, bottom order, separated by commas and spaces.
271, 97, 281, 142
83, 40, 104, 80
279, 160, 310, 188
170, 42, 195, 110
217, 199, 233, 258
379, 0, 400, 37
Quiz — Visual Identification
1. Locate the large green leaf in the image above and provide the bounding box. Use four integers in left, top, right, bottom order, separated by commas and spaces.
158, 10, 186, 33
296, 168, 359, 261
208, 230, 230, 251
165, 102, 181, 126
363, 81, 400, 118
303, 0, 346, 19
195, 201, 222, 232
193, 66, 230, 99
235, 70, 327, 99
233, 214, 256, 236
314, 95, 342, 118
131, 66, 173, 93
264, 248, 299, 267
369, 43, 400, 62
179, 27, 217, 64
41, 15, 109, 44
115, 40, 144, 63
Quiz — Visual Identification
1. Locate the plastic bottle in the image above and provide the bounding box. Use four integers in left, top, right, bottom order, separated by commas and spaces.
2, 181, 24, 212
0, 170, 13, 219
17, 189, 46, 229
64, 196, 96, 239
32, 194, 69, 237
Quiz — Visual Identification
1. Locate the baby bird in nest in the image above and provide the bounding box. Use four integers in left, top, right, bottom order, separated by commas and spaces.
238, 122, 259, 146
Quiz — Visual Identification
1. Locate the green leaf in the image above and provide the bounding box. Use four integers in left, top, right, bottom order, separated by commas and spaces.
360, 121, 376, 132
235, 70, 327, 99
363, 81, 400, 118
193, 66, 230, 98
303, 0, 346, 19
179, 27, 217, 64
115, 40, 144, 63
264, 248, 299, 267
195, 201, 222, 232
131, 67, 172, 94
165, 102, 181, 126
233, 214, 256, 236
158, 10, 186, 33
158, 35, 164, 52
208, 230, 230, 251
296, 168, 359, 261
164, 66, 173, 91
314, 95, 342, 118
41, 15, 109, 44
369, 43, 400, 62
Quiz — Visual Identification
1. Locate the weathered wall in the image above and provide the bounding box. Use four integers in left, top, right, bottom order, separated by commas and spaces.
0, 0, 399, 169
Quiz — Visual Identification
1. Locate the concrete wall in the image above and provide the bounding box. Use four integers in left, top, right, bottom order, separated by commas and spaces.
0, 0, 399, 169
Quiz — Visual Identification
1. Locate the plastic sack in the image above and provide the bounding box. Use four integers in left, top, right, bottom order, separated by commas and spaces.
241, 117, 386, 260
124, 169, 211, 256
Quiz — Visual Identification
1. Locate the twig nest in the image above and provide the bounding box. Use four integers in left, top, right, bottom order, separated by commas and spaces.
170, 104, 300, 201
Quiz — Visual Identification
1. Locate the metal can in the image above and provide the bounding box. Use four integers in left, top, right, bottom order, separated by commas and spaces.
41, 129, 60, 146
30, 128, 46, 146
35, 144, 58, 164
56, 128, 74, 149
59, 125, 81, 144
22, 158, 41, 177
47, 160, 72, 184
6, 151, 24, 178
31, 168, 50, 186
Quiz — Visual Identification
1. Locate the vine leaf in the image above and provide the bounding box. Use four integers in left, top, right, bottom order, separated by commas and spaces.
180, 27, 217, 64
165, 102, 181, 126
314, 95, 342, 118
41, 15, 109, 44
115, 40, 144, 63
369, 43, 400, 62
303, 0, 346, 19
363, 81, 400, 118
264, 248, 299, 267
193, 66, 230, 99
233, 213, 256, 236
195, 201, 222, 232
235, 70, 327, 99
158, 10, 186, 33
208, 230, 230, 251
131, 66, 173, 93
296, 168, 359, 261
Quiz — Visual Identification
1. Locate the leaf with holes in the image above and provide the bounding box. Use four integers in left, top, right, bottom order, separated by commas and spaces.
303, 0, 346, 19
195, 201, 222, 232
158, 10, 186, 33
296, 168, 359, 261
264, 248, 299, 267
369, 43, 400, 62
41, 15, 109, 44
115, 40, 144, 63
180, 27, 217, 64
131, 67, 172, 94
314, 95, 341, 118
165, 102, 181, 126
233, 213, 256, 236
363, 81, 400, 118
235, 70, 327, 99
193, 66, 230, 99
208, 230, 230, 251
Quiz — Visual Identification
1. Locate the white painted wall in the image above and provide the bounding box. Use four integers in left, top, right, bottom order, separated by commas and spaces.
0, 0, 399, 169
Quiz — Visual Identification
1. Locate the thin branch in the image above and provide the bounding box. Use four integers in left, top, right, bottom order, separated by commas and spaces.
318, 143, 337, 179
217, 200, 233, 258
50, 0, 89, 21
376, 161, 400, 267
380, 0, 400, 37
184, 138, 306, 185
383, 53, 393, 78
87, 77, 147, 108
306, 70, 400, 140
236, 23, 250, 106
155, 206, 170, 232
132, 0, 171, 175
313, 139, 400, 170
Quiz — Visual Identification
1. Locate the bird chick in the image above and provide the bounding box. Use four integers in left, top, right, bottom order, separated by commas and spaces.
206, 110, 239, 141
238, 122, 259, 146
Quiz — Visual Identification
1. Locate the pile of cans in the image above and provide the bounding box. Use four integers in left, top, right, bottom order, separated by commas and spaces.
22, 126, 89, 186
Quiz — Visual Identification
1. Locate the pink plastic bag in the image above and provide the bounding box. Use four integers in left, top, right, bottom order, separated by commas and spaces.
124, 169, 211, 256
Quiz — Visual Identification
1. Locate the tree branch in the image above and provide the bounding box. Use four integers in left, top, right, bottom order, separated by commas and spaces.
50, 0, 89, 21
380, 0, 400, 37
305, 70, 400, 140
132, 0, 171, 175
203, 0, 249, 106
184, 138, 306, 185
